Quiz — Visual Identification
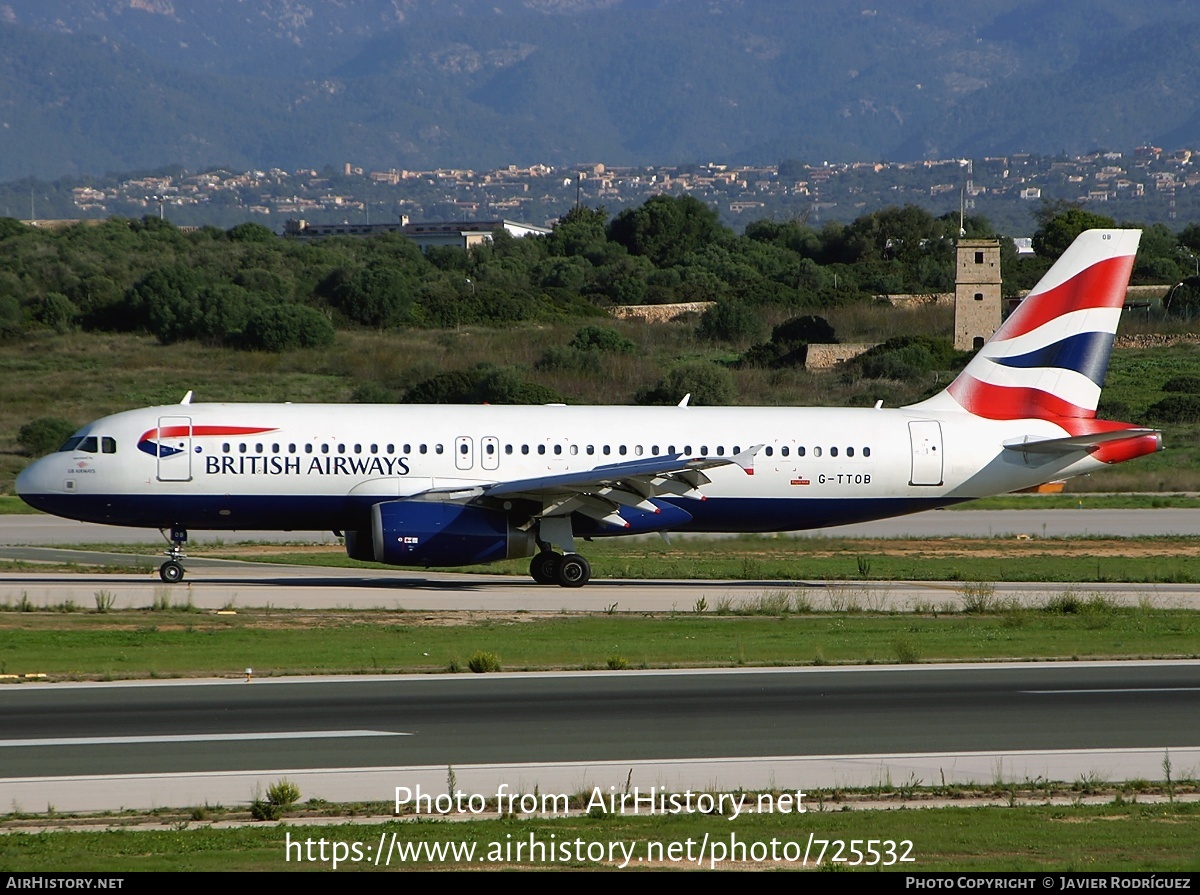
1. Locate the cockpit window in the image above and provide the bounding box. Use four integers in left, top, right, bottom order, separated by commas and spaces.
57, 436, 84, 452
78, 436, 99, 453
102, 437, 117, 454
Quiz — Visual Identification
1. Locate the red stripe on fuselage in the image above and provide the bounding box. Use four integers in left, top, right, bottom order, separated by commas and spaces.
138, 425, 278, 443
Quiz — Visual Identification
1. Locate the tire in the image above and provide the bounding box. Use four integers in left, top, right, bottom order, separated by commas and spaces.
159, 560, 184, 583
556, 553, 591, 588
530, 552, 561, 585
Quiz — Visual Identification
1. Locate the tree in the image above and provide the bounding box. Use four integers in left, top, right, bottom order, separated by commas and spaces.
607, 195, 726, 267
1032, 203, 1116, 259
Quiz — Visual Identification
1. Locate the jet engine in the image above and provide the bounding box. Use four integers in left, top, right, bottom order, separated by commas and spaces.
345, 500, 536, 567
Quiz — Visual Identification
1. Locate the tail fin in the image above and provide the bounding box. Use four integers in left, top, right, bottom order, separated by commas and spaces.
914, 229, 1140, 421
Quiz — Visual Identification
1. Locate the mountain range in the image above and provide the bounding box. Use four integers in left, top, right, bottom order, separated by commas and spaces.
1, 0, 1199, 182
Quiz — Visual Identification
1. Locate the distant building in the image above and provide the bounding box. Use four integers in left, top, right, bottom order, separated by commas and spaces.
954, 239, 1002, 351
284, 217, 551, 250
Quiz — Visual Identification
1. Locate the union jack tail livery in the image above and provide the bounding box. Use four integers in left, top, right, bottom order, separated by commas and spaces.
922, 229, 1140, 422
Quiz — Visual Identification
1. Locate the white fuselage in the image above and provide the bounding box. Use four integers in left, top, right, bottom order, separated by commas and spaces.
16, 401, 1105, 535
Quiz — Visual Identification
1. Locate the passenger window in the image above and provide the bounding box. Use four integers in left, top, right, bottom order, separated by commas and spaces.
586, 445, 594, 455
486, 443, 495, 455
256, 443, 264, 453
239, 443, 248, 454
460, 443, 469, 454
652, 445, 660, 455
864, 447, 871, 457
289, 444, 296, 453
271, 443, 279, 453
354, 444, 362, 454
387, 444, 395, 453
765, 446, 773, 457
403, 444, 411, 453
797, 446, 805, 457
781, 446, 789, 457
830, 447, 838, 457
619, 446, 627, 456
505, 445, 513, 455
847, 447, 854, 457
321, 444, 330, 454
435, 444, 443, 454
305, 444, 314, 454
337, 444, 346, 454
370, 444, 378, 454
634, 445, 643, 456
554, 445, 562, 455
570, 445, 578, 455
603, 446, 611, 455
538, 445, 546, 455
420, 445, 427, 454
814, 447, 823, 457
522, 445, 530, 455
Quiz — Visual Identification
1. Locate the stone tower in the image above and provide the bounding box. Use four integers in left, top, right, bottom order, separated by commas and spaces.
954, 239, 1002, 351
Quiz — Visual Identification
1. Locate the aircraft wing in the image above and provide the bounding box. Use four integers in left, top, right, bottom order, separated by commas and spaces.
408, 447, 760, 530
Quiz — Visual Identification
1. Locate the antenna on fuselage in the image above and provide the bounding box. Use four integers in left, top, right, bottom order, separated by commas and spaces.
677, 394, 691, 407
180, 390, 193, 405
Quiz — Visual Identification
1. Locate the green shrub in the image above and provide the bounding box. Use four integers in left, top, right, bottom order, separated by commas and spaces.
568, 325, 637, 354
467, 651, 502, 673
696, 299, 767, 344
18, 417, 77, 457
636, 361, 735, 406
1162, 376, 1200, 394
242, 304, 335, 352
1146, 394, 1200, 424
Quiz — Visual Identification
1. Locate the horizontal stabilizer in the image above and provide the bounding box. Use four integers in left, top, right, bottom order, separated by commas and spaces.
1002, 428, 1160, 455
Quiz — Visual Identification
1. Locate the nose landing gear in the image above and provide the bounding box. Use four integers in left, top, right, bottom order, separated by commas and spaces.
158, 527, 188, 583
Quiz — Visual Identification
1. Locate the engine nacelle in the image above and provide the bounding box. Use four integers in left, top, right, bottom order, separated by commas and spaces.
349, 500, 536, 567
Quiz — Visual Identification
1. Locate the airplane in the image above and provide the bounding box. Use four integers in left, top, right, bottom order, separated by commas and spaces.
15, 229, 1162, 588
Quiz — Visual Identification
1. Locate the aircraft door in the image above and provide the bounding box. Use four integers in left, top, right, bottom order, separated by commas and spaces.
156, 415, 193, 482
908, 420, 943, 486
455, 436, 474, 471
481, 436, 500, 471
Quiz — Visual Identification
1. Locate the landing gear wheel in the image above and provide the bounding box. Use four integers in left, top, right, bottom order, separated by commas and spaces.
159, 560, 184, 583
556, 553, 591, 588
530, 552, 561, 585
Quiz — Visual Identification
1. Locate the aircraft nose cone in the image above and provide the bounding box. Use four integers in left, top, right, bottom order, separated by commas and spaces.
15, 456, 56, 511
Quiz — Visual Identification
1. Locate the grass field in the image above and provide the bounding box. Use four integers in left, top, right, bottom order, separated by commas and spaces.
2, 801, 1198, 871
1, 600, 1196, 680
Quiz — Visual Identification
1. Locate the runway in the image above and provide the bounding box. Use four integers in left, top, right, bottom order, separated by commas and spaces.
2, 663, 1198, 812
3, 511, 1198, 813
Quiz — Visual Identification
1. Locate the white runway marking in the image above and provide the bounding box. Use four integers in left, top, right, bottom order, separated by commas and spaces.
0, 730, 410, 748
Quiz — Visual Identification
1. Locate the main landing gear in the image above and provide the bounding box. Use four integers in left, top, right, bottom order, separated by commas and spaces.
529, 548, 591, 588
158, 527, 188, 583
